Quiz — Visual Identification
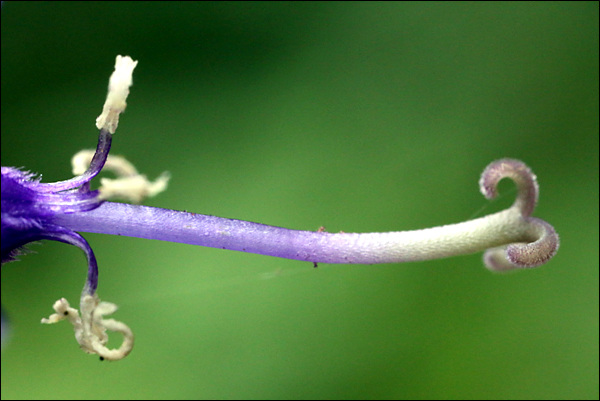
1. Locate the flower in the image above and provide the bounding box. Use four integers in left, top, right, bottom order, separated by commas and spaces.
1, 55, 559, 361
1, 56, 145, 360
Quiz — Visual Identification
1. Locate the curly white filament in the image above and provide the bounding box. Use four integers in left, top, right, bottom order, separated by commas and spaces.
72, 150, 170, 203
41, 295, 134, 361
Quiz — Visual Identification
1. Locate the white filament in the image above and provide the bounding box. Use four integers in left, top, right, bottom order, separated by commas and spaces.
95, 55, 138, 134
41, 295, 134, 361
71, 150, 170, 203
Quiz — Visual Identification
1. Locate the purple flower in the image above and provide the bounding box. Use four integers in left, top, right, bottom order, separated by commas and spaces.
1, 56, 560, 361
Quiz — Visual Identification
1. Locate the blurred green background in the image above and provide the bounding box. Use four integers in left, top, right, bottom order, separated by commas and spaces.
1, 2, 598, 399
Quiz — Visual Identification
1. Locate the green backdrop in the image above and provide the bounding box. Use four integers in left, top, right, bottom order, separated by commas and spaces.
2, 2, 598, 399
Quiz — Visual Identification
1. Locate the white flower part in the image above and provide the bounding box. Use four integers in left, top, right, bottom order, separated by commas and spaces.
71, 150, 170, 203
41, 295, 134, 361
98, 172, 170, 203
95, 55, 138, 134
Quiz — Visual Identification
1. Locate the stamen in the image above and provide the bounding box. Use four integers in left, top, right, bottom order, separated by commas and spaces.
41, 295, 134, 361
31, 129, 113, 193
95, 55, 138, 134
72, 150, 170, 203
